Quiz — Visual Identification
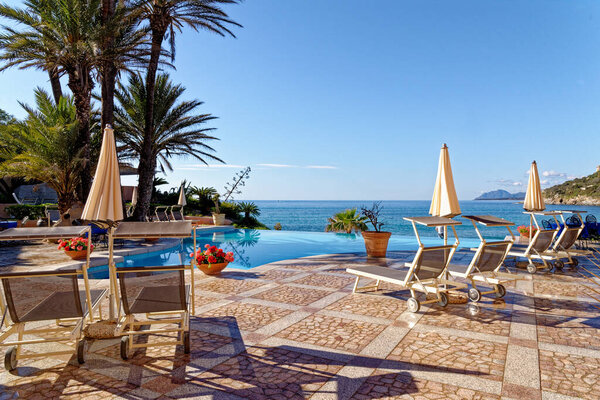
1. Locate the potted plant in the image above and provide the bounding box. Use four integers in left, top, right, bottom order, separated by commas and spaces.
517, 225, 537, 239
58, 237, 94, 260
191, 244, 234, 275
211, 194, 226, 225
361, 202, 392, 258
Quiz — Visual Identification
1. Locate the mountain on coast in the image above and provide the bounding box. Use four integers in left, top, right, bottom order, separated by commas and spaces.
475, 190, 525, 201
544, 171, 600, 205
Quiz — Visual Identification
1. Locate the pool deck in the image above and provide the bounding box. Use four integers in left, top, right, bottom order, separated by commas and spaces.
1, 247, 600, 399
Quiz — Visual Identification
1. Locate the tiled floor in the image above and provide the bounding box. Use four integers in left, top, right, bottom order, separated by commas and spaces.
1, 249, 600, 399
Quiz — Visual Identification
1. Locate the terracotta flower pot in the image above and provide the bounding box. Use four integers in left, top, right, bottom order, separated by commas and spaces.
362, 231, 392, 258
196, 262, 229, 275
64, 249, 92, 260
212, 213, 226, 226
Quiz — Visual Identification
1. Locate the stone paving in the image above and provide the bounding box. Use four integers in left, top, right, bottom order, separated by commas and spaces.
1, 247, 600, 399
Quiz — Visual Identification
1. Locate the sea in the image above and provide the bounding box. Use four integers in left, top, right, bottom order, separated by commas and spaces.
252, 200, 600, 239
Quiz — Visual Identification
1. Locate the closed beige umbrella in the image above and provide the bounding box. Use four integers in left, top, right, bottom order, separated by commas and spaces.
523, 161, 545, 212
429, 144, 461, 218
177, 183, 187, 207
81, 125, 124, 222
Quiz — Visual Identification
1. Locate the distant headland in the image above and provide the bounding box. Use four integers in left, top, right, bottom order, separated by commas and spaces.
475, 190, 526, 201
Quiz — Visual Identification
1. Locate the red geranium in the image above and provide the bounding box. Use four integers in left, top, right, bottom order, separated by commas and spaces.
58, 237, 93, 252
191, 244, 234, 266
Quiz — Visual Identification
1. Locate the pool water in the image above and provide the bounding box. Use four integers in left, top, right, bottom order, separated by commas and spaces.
87, 229, 481, 279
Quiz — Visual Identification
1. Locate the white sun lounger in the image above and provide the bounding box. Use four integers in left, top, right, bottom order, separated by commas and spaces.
347, 216, 467, 313
543, 210, 592, 269
506, 211, 559, 273
447, 215, 523, 302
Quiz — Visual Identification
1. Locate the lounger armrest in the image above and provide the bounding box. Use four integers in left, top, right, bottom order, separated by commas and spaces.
0, 268, 80, 278
116, 265, 188, 273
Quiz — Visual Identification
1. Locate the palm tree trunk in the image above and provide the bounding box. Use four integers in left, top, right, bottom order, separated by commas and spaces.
67, 69, 93, 202
133, 30, 165, 221
100, 0, 116, 129
48, 68, 62, 104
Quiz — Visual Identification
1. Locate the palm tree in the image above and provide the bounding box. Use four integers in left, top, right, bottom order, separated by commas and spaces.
0, 89, 86, 213
238, 201, 260, 219
132, 0, 241, 221
114, 73, 222, 209
325, 209, 368, 234
191, 186, 217, 201
0, 0, 103, 199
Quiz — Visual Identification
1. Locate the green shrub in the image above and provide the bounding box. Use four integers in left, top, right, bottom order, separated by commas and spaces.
274, 222, 282, 230
5, 204, 46, 220
217, 201, 240, 220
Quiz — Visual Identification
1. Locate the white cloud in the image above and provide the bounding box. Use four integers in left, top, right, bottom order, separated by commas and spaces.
512, 181, 523, 186
256, 163, 297, 168
305, 165, 338, 170
542, 170, 567, 178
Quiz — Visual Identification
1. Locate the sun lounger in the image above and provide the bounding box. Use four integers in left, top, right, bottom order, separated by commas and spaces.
542, 211, 592, 269
154, 206, 171, 222
0, 269, 107, 370
506, 211, 559, 273
346, 216, 467, 313
170, 206, 185, 221
115, 265, 191, 360
447, 215, 522, 302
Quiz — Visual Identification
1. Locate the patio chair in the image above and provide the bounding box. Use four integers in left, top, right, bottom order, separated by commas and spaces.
447, 215, 522, 302
543, 211, 592, 269
154, 206, 171, 222
115, 265, 191, 359
346, 216, 467, 313
0, 269, 107, 370
506, 211, 559, 273
170, 206, 185, 221
45, 207, 61, 227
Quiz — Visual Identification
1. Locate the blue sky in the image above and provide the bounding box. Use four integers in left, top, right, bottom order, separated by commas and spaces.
1, 0, 599, 200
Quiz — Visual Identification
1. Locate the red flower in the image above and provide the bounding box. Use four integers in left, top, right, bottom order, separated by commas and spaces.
207, 255, 217, 263
205, 244, 210, 249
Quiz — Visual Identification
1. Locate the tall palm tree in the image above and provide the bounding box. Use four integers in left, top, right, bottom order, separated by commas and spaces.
132, 0, 241, 221
325, 209, 368, 234
0, 89, 85, 213
114, 73, 222, 210
0, 0, 103, 199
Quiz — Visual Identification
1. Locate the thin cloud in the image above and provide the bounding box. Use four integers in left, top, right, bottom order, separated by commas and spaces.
305, 165, 338, 170
542, 170, 567, 178
257, 163, 297, 168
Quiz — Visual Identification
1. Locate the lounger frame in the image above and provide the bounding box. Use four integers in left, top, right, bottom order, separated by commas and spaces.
506, 212, 559, 273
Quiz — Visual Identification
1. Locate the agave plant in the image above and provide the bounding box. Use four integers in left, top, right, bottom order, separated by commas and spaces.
325, 208, 368, 234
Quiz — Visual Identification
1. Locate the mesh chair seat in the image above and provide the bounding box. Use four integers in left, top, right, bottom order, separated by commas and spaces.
19, 289, 105, 322
127, 285, 189, 314
447, 263, 469, 275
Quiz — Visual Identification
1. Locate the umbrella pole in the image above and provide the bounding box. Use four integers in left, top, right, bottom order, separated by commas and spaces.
108, 227, 116, 320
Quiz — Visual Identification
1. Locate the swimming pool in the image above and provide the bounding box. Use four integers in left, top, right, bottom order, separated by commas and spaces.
87, 229, 481, 279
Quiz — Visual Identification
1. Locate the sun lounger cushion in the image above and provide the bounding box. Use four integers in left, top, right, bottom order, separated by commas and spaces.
14, 289, 105, 323
347, 266, 408, 282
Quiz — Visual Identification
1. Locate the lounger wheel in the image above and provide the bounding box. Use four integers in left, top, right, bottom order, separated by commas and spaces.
468, 288, 481, 303
468, 303, 480, 316
526, 263, 537, 274
494, 284, 506, 299
183, 331, 190, 354
4, 346, 17, 371
437, 292, 448, 307
571, 258, 579, 267
120, 336, 129, 360
407, 297, 420, 313
554, 260, 564, 270
76, 339, 86, 365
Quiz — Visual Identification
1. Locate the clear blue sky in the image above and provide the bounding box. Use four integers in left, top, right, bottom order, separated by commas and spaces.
1, 0, 599, 200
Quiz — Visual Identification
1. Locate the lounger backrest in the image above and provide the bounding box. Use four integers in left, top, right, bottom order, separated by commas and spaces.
155, 207, 170, 222
476, 242, 510, 273
410, 246, 453, 281
171, 208, 183, 221
0, 270, 83, 323
555, 227, 580, 251
117, 266, 187, 315
531, 229, 555, 253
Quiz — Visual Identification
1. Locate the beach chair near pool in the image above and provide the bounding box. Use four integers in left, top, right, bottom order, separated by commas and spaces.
154, 206, 171, 222
108, 221, 195, 358
0, 225, 107, 370
506, 211, 559, 274
542, 211, 592, 269
346, 216, 467, 313
170, 205, 185, 221
447, 215, 522, 302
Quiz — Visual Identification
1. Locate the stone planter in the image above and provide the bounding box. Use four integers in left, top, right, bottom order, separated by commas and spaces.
196, 262, 228, 276
64, 249, 92, 260
362, 231, 392, 258
212, 213, 226, 226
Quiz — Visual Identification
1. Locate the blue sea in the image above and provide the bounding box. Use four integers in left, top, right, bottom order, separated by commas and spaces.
252, 200, 600, 239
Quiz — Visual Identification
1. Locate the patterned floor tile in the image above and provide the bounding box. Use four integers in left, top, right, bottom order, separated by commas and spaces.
533, 281, 594, 298
254, 269, 302, 281
187, 345, 343, 399
534, 297, 600, 317
536, 314, 600, 349
200, 302, 293, 332
326, 293, 407, 319
195, 278, 266, 295
351, 369, 500, 399
419, 305, 512, 336
275, 314, 387, 353
540, 349, 600, 400
251, 285, 332, 306
387, 331, 506, 381
293, 273, 356, 289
